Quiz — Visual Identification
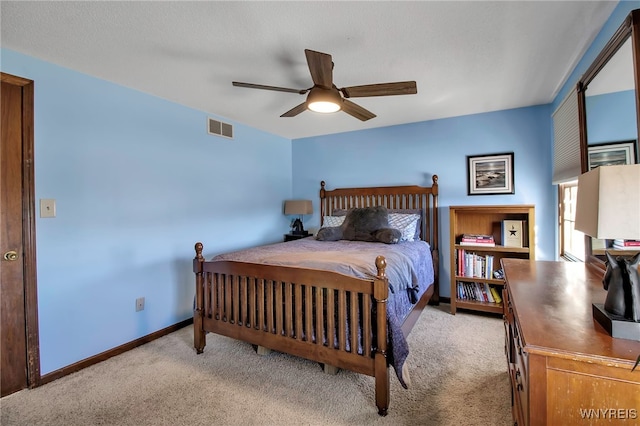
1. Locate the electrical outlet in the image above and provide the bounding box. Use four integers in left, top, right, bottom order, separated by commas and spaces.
40, 199, 56, 218
135, 297, 145, 312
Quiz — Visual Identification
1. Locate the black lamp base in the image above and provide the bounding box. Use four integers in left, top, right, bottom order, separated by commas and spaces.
290, 218, 308, 236
592, 303, 640, 341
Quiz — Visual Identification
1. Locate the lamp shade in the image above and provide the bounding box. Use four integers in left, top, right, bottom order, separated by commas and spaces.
284, 199, 313, 215
575, 164, 640, 239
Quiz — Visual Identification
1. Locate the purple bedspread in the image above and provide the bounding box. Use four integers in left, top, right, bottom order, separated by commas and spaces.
212, 237, 434, 387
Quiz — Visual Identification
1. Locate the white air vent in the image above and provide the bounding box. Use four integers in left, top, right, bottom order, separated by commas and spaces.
207, 118, 233, 139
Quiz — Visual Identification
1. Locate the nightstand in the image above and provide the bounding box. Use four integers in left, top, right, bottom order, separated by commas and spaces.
284, 233, 310, 242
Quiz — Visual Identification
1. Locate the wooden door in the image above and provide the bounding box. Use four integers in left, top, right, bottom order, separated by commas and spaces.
1, 73, 39, 397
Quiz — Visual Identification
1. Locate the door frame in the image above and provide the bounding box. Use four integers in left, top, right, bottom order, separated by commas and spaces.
1, 72, 40, 388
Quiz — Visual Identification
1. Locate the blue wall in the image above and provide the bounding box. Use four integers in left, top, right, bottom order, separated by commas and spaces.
291, 105, 555, 298
1, 49, 292, 374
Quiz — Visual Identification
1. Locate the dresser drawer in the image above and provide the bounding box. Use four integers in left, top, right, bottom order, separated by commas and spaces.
510, 368, 527, 426
513, 324, 529, 425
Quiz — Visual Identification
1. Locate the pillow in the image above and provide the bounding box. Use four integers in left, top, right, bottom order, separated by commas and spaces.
333, 208, 422, 240
341, 206, 389, 242
389, 213, 421, 241
322, 215, 346, 227
389, 209, 422, 241
317, 206, 401, 244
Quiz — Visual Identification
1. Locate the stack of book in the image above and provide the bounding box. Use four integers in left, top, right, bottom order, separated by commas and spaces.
612, 239, 640, 250
459, 233, 495, 247
456, 282, 502, 304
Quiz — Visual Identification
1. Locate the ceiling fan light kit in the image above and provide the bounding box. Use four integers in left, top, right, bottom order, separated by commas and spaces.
306, 87, 342, 113
232, 49, 417, 121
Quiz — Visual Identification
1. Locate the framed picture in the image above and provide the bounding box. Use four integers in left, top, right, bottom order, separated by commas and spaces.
467, 152, 514, 195
587, 140, 637, 170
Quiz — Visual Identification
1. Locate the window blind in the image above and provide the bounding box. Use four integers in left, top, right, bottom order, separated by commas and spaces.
552, 89, 581, 184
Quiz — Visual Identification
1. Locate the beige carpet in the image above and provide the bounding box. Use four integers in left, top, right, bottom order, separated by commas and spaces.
0, 305, 511, 426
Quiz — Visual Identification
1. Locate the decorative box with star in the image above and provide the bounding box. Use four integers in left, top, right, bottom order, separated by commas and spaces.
502, 220, 524, 248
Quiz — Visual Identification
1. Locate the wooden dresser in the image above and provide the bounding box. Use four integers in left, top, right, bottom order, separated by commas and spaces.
502, 259, 640, 425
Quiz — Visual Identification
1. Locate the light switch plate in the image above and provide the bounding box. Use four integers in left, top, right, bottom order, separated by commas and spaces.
40, 199, 56, 218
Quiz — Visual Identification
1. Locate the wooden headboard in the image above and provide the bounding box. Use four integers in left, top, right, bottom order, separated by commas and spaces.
319, 175, 439, 251
319, 176, 440, 304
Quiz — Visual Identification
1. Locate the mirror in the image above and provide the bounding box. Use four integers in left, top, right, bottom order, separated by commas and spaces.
578, 9, 640, 267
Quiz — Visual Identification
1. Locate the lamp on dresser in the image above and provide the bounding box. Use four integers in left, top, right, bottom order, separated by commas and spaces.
575, 164, 640, 341
284, 199, 313, 236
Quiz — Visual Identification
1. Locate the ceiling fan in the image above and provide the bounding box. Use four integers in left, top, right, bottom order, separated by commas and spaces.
232, 49, 417, 121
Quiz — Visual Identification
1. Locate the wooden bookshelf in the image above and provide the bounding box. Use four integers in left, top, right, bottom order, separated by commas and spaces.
449, 205, 535, 315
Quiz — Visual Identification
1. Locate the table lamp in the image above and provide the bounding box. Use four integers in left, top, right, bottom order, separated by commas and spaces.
284, 200, 312, 235
575, 164, 640, 341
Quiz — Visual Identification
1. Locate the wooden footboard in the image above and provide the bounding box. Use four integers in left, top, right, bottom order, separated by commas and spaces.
193, 242, 393, 415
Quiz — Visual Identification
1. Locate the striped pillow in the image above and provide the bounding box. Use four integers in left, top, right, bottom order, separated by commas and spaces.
322, 215, 346, 227
388, 213, 420, 241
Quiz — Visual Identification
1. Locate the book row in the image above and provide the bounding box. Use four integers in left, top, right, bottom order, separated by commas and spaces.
456, 249, 495, 279
613, 239, 640, 250
456, 281, 502, 304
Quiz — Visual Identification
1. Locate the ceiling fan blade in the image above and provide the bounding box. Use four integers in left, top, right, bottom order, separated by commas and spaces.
341, 81, 417, 98
341, 99, 376, 121
233, 81, 307, 94
280, 102, 308, 117
304, 49, 333, 89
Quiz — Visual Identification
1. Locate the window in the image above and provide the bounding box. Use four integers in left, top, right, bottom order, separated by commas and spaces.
559, 181, 585, 261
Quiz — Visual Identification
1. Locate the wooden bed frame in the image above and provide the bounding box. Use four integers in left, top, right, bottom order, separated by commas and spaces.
192, 176, 439, 415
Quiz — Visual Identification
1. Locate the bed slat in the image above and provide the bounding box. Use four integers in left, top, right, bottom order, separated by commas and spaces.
214, 273, 221, 320
315, 287, 323, 345
326, 289, 335, 348
284, 282, 292, 337
306, 286, 314, 343
350, 292, 358, 354
266, 280, 274, 333
275, 281, 283, 335
338, 290, 346, 351
257, 279, 265, 331
363, 294, 371, 357
247, 277, 254, 328
295, 284, 303, 340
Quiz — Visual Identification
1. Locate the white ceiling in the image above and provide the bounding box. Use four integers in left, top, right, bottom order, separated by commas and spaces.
0, 1, 618, 140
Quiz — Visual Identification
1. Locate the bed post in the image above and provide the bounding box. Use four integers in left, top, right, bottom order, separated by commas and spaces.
193, 242, 206, 354
373, 256, 390, 416
319, 181, 326, 225
430, 175, 440, 304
